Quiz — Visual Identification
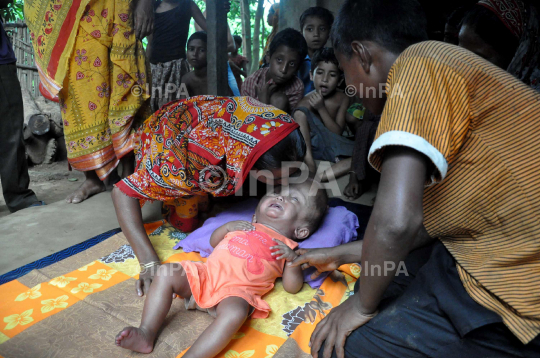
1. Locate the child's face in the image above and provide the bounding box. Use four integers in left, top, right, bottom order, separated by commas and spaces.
268, 45, 301, 85
255, 184, 310, 235
187, 39, 208, 69
312, 61, 341, 97
302, 16, 330, 51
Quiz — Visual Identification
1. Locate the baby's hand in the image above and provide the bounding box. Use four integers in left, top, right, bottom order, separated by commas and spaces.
227, 220, 255, 232
271, 238, 298, 262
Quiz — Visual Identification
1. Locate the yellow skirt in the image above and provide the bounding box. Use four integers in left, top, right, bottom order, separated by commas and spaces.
59, 0, 149, 179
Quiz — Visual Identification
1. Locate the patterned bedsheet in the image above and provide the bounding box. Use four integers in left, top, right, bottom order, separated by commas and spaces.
0, 221, 361, 358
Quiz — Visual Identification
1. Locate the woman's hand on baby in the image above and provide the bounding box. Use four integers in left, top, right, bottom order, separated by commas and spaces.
227, 220, 255, 232
271, 238, 298, 262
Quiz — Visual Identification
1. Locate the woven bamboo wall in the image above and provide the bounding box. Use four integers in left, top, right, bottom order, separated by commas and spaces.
4, 21, 42, 98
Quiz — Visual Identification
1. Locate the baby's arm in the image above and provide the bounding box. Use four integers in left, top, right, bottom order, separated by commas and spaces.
271, 238, 304, 294
209, 220, 255, 248
282, 262, 304, 294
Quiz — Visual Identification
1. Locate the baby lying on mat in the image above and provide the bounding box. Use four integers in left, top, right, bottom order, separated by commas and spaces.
115, 179, 328, 357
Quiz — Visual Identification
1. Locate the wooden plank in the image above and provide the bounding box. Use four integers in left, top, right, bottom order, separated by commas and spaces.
16, 63, 38, 71
206, 0, 229, 96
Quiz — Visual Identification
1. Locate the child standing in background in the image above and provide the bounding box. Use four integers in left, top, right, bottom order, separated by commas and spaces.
181, 32, 234, 97
149, 0, 236, 109
294, 48, 353, 173
242, 28, 307, 113
229, 35, 249, 90
298, 7, 334, 95
147, 0, 207, 111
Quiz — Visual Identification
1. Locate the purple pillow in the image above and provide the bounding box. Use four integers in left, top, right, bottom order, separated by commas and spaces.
173, 199, 359, 288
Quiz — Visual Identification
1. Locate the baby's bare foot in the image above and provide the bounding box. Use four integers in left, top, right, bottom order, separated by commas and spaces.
115, 326, 154, 353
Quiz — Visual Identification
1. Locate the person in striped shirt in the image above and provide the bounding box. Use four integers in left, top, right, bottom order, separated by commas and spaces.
291, 0, 540, 357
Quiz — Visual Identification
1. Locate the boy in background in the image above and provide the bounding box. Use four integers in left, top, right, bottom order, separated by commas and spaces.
181, 31, 233, 98
242, 28, 307, 113
229, 35, 249, 90
298, 7, 334, 95
294, 48, 352, 173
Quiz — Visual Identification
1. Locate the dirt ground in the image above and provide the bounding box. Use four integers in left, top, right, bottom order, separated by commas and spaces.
0, 160, 86, 218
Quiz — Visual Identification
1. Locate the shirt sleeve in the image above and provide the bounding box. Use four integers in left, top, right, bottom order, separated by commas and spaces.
368, 55, 471, 185
241, 71, 257, 98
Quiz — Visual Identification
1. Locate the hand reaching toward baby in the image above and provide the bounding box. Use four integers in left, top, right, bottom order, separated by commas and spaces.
271, 238, 298, 262
226, 220, 255, 232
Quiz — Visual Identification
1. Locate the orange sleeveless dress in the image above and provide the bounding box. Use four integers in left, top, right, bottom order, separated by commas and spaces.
180, 223, 298, 319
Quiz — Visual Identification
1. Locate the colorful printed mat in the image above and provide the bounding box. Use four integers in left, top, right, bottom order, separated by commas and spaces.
0, 221, 361, 358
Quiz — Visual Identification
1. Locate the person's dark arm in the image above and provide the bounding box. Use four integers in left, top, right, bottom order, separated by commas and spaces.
355, 146, 427, 313
191, 0, 208, 31
111, 187, 160, 296
239, 61, 248, 78
132, 0, 154, 40
229, 60, 248, 78
307, 146, 428, 358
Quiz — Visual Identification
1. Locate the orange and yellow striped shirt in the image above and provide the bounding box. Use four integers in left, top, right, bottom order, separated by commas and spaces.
369, 41, 540, 344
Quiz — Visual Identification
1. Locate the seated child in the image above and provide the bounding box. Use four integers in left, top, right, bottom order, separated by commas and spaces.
115, 179, 328, 357
298, 6, 334, 95
241, 28, 307, 113
182, 31, 233, 98
294, 48, 353, 173
229, 35, 249, 90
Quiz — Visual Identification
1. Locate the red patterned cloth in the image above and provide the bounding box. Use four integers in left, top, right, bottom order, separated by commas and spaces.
241, 67, 304, 110
115, 96, 298, 202
478, 0, 526, 39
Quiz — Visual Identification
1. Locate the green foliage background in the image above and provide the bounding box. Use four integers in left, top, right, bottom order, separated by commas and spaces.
189, 0, 274, 57
0, 0, 24, 22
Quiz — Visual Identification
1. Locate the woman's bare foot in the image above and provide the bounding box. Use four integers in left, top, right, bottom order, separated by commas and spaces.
115, 326, 154, 353
65, 171, 106, 204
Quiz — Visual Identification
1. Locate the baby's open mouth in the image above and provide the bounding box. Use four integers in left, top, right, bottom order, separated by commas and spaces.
269, 203, 283, 210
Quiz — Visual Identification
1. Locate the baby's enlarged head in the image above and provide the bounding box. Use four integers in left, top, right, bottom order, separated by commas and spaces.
254, 179, 328, 241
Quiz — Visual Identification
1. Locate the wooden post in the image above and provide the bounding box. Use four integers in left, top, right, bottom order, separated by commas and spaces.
206, 0, 229, 96
240, 0, 252, 66
250, 0, 264, 74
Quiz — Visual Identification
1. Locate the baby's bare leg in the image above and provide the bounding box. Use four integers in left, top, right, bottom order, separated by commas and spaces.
115, 263, 192, 353
183, 297, 250, 358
